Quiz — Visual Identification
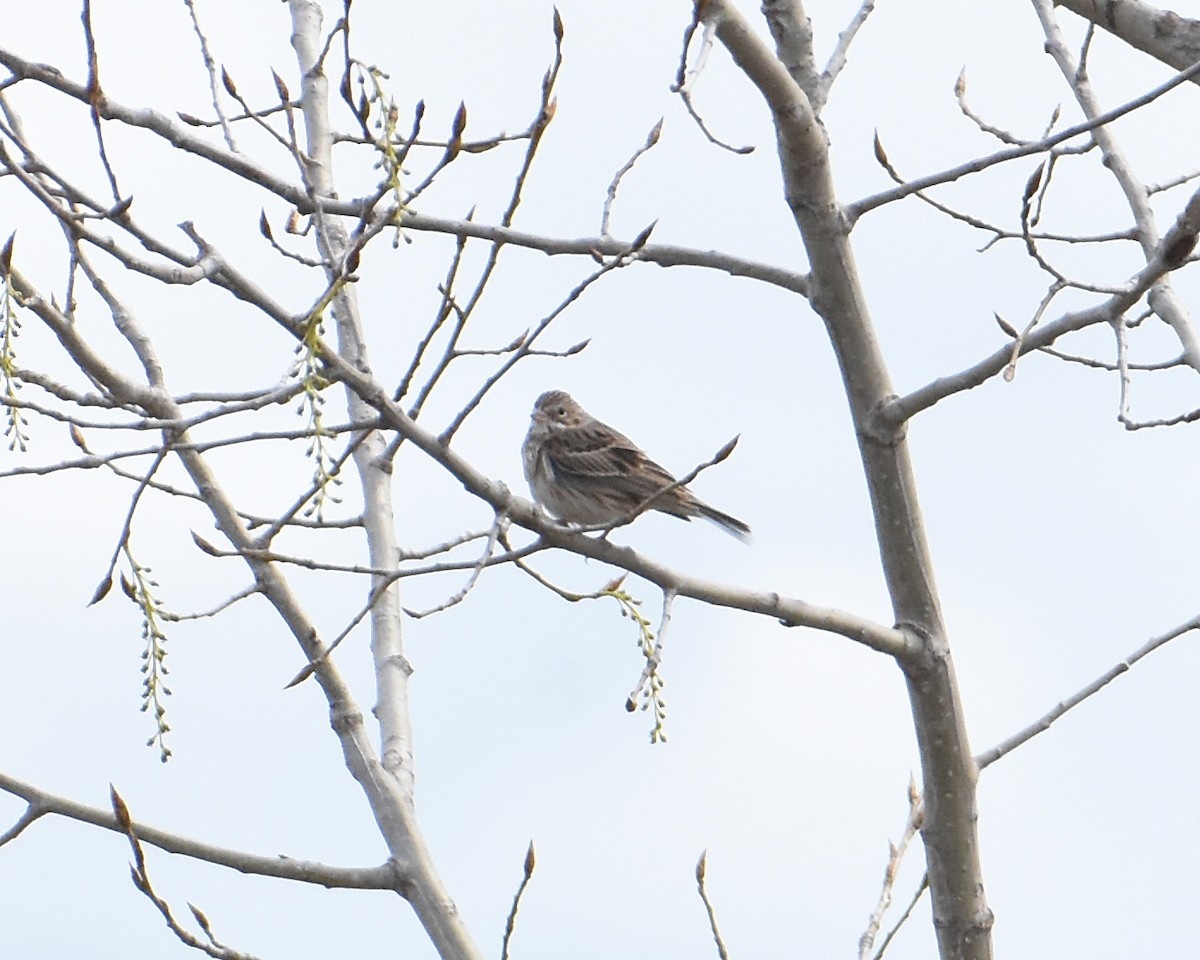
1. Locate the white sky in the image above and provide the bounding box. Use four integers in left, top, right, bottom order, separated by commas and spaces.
2, 1, 1199, 958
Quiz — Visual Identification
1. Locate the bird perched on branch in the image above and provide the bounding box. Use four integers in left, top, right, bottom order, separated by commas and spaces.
522, 389, 750, 540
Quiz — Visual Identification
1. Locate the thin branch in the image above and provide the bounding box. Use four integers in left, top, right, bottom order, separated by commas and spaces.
0, 385, 322, 435
181, 0, 236, 151
672, 7, 754, 154
111, 787, 261, 960
1000, 282, 1066, 383
955, 69, 1063, 147
818, 0, 877, 110
501, 531, 617, 602
1114, 315, 1133, 423
871, 129, 1123, 251
283, 538, 550, 689
161, 585, 259, 623
870, 874, 929, 960
993, 319, 1181, 372
859, 778, 925, 960
393, 217, 472, 404
0, 803, 45, 847
1148, 168, 1200, 196
28, 80, 743, 291
848, 57, 1200, 221
400, 213, 809, 295
91, 445, 171, 603
1119, 405, 1200, 429
976, 612, 1200, 769
1037, 347, 1181, 372
884, 183, 1200, 424
251, 427, 370, 548
1030, 0, 1200, 367
399, 15, 565, 430
601, 119, 663, 236
435, 238, 642, 446
1016, 160, 1127, 295
0, 772, 394, 888
0, 443, 362, 530
401, 512, 507, 619
500, 842, 536, 960
80, 0, 122, 202
695, 851, 731, 960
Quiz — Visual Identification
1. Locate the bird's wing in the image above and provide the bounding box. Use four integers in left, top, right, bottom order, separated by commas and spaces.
543, 424, 678, 498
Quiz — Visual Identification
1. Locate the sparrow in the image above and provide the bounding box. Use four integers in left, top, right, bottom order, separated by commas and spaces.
522, 389, 750, 539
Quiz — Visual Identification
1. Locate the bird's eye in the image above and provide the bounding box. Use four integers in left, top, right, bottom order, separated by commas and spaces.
555, 406, 565, 416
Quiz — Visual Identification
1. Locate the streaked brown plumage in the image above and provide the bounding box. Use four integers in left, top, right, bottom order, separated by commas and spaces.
522, 390, 750, 539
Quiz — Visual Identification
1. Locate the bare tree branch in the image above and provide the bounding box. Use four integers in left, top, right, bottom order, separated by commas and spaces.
500, 842, 536, 960
0, 772, 394, 887
1031, 0, 1200, 372
819, 0, 877, 110
182, 0, 237, 151
1056, 0, 1200, 77
695, 851, 731, 960
883, 182, 1200, 424
975, 612, 1200, 770
848, 58, 1200, 221
859, 779, 924, 960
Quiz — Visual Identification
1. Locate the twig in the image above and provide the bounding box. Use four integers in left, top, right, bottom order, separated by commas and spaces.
600, 119, 663, 236
90, 445, 171, 604
161, 585, 259, 623
819, 0, 877, 110
1119, 405, 1200, 429
434, 235, 649, 446
0, 803, 45, 847
400, 11, 565, 430
870, 129, 1117, 251
976, 612, 1200, 769
885, 188, 1200, 423
80, 0, 122, 202
849, 57, 1200, 221
401, 511, 507, 618
671, 9, 753, 154
282, 538, 548, 688
955, 68, 1054, 146
502, 531, 614, 602
870, 873, 929, 960
1001, 281, 1065, 383
695, 851, 731, 960
1147, 168, 1200, 196
858, 778, 925, 960
399, 212, 809, 295
182, 0, 236, 151
0, 772, 395, 887
500, 842, 536, 960
252, 427, 369, 547
111, 786, 262, 960
393, 218, 471, 404
1114, 315, 1133, 423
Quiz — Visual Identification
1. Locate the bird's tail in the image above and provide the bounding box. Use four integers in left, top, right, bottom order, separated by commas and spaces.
697, 502, 751, 541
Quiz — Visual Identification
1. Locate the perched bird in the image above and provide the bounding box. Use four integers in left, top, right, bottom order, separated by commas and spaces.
522, 389, 750, 539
